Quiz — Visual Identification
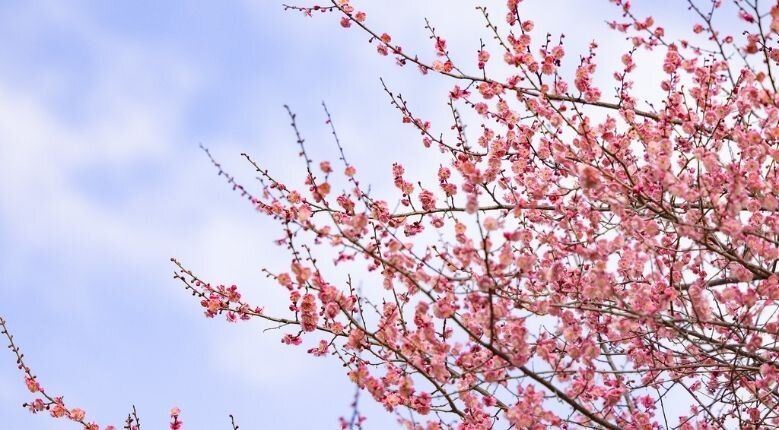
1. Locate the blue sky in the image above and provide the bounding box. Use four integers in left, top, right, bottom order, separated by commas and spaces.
0, 1, 703, 429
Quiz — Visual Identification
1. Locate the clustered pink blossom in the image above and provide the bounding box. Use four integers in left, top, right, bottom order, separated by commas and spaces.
9, 0, 779, 429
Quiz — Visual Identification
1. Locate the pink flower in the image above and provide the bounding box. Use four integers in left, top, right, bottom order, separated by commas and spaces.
281, 334, 302, 345
579, 165, 600, 190
738, 9, 754, 23
772, 5, 779, 32
300, 293, 319, 332
24, 376, 40, 393
483, 217, 499, 231
50, 403, 66, 418
27, 398, 45, 412
418, 190, 436, 211
70, 408, 86, 421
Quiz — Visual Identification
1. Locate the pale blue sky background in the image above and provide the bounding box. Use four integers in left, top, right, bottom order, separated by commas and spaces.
0, 1, 710, 429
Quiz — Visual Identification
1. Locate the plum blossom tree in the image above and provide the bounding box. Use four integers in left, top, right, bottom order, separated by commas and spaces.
7, 0, 779, 429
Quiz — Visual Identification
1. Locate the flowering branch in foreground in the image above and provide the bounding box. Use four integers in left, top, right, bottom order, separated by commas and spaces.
1, 317, 107, 430
2, 318, 185, 429
180, 0, 779, 428
8, 0, 779, 429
